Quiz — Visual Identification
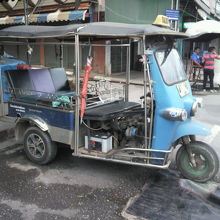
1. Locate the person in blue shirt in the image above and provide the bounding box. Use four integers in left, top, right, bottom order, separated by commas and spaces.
191, 47, 202, 80
191, 47, 202, 66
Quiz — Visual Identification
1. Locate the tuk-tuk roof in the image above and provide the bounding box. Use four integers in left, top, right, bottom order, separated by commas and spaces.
0, 22, 187, 39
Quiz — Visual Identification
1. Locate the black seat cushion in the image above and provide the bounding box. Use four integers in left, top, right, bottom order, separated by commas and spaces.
84, 100, 141, 121
49, 68, 70, 92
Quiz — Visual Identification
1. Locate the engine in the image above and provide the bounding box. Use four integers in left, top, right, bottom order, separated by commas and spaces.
89, 110, 145, 149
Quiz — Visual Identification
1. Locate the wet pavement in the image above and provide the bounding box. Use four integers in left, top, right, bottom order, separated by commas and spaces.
0, 145, 151, 220
1, 91, 220, 220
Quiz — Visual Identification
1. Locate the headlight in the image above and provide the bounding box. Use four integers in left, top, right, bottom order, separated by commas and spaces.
191, 101, 198, 116
162, 108, 187, 121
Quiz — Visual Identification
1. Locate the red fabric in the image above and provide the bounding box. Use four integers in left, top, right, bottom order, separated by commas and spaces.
203, 54, 218, 69
80, 65, 92, 119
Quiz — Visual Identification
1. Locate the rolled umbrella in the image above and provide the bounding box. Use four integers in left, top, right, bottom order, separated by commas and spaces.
80, 56, 93, 123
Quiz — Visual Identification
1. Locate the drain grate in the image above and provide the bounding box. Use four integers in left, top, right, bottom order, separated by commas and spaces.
123, 170, 220, 220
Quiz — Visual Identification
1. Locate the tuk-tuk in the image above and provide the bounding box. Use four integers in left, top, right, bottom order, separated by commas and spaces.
0, 21, 218, 183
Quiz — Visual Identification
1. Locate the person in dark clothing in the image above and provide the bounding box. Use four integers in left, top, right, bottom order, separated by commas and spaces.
202, 47, 220, 92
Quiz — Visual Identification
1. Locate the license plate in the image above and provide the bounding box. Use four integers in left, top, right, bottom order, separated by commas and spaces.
176, 81, 190, 97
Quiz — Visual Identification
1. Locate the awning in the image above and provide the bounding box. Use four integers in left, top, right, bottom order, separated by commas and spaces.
185, 20, 220, 41
0, 22, 188, 39
0, 10, 87, 25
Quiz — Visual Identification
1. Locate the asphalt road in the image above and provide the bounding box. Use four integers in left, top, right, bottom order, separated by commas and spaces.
0, 145, 153, 220
0, 91, 220, 220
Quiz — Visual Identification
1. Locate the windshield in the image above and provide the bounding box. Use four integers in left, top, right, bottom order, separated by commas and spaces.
155, 48, 187, 85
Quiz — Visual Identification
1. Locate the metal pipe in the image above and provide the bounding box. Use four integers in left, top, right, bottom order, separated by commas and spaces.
143, 36, 148, 149
119, 147, 172, 153
171, 0, 174, 9
0, 67, 4, 116
76, 153, 171, 169
23, 0, 29, 25
175, 0, 180, 31
125, 40, 131, 101
115, 155, 165, 161
0, 41, 130, 47
60, 40, 64, 68
147, 58, 154, 149
73, 35, 80, 155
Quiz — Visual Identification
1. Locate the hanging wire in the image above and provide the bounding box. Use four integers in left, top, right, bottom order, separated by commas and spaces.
82, 120, 103, 131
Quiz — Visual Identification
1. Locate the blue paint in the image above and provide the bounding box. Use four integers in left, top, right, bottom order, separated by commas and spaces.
14, 16, 24, 24
37, 13, 48, 23
69, 10, 85, 21
8, 102, 74, 131
148, 52, 210, 153
0, 58, 25, 102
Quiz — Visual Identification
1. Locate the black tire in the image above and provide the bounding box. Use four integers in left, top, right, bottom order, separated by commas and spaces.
176, 141, 219, 183
24, 126, 57, 165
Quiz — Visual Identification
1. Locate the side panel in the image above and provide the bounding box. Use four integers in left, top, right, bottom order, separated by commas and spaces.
48, 125, 74, 146
9, 101, 80, 146
8, 101, 74, 130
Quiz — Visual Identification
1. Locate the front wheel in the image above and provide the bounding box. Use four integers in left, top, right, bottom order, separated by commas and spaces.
176, 141, 219, 183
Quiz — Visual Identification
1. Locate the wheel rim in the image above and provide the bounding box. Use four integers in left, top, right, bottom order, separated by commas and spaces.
27, 133, 45, 159
182, 152, 209, 176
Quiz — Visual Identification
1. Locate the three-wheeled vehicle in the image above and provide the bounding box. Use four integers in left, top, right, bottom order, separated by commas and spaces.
0, 21, 218, 183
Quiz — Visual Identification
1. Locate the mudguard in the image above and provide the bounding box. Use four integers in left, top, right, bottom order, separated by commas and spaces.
172, 120, 211, 142
16, 115, 49, 131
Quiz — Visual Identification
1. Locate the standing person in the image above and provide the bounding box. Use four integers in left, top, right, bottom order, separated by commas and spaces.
191, 47, 202, 80
191, 47, 202, 66
202, 47, 220, 92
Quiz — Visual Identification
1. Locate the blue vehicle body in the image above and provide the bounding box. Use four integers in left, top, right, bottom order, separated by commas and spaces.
0, 57, 25, 102
8, 102, 74, 131
148, 50, 210, 152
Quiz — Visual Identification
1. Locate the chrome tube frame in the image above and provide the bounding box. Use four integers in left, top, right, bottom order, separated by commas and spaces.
73, 34, 80, 154
143, 36, 148, 149
75, 154, 171, 169
146, 56, 154, 149
0, 41, 130, 47
125, 40, 131, 102
0, 34, 171, 168
0, 65, 4, 116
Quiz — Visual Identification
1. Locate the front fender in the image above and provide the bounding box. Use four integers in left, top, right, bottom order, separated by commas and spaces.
15, 115, 49, 141
17, 115, 49, 131
172, 120, 211, 142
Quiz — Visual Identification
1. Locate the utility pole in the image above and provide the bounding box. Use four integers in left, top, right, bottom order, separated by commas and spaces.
23, 0, 31, 65
23, 0, 29, 25
175, 0, 180, 31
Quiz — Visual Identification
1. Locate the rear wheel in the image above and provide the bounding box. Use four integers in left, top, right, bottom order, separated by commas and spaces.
176, 141, 219, 182
24, 126, 57, 165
